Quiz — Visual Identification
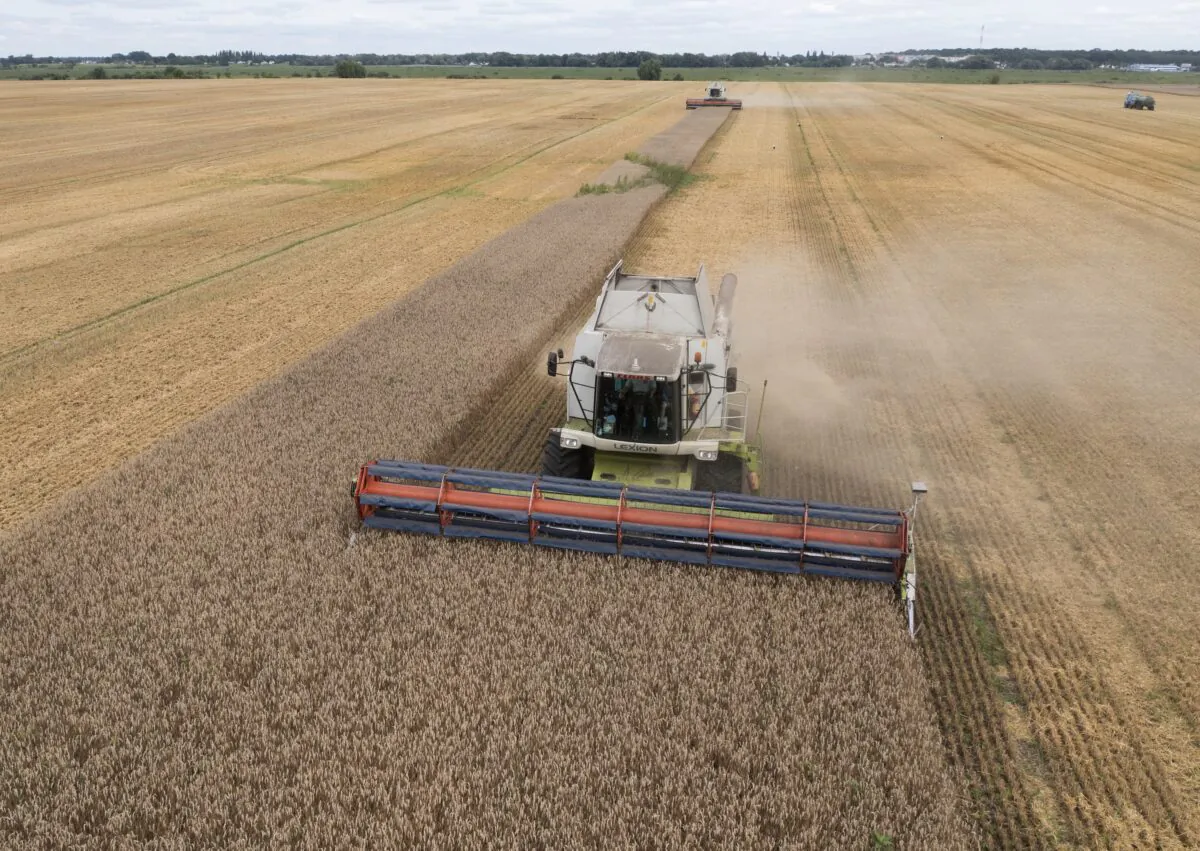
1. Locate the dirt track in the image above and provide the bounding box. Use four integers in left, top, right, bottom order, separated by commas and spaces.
0, 79, 683, 529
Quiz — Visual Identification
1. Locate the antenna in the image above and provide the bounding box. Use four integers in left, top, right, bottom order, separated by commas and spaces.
979, 24, 985, 52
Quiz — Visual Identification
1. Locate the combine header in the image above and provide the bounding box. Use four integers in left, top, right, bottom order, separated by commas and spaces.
686, 81, 742, 110
354, 463, 926, 634
352, 260, 927, 635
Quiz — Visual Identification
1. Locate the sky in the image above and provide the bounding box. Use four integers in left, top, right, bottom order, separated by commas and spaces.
3, 0, 1198, 57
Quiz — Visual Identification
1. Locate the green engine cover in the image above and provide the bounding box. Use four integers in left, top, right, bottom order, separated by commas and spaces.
591, 452, 694, 490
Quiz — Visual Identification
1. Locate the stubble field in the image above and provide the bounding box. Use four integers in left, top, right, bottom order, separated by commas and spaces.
0, 78, 685, 529
3, 80, 1200, 847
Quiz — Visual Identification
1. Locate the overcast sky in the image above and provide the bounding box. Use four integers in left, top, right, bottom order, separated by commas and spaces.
4, 0, 1198, 57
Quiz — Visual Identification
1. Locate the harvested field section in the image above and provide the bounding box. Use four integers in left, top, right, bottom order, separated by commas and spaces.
0, 80, 683, 529
630, 82, 1200, 848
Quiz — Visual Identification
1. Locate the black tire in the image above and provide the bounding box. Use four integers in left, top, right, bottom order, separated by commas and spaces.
693, 454, 745, 494
540, 429, 593, 479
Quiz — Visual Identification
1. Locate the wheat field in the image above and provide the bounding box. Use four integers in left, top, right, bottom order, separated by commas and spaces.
11, 79, 1199, 848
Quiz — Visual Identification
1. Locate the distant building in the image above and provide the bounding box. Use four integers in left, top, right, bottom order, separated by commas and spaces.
1127, 63, 1187, 72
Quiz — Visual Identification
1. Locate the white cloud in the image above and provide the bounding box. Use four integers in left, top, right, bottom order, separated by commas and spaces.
5, 0, 1197, 55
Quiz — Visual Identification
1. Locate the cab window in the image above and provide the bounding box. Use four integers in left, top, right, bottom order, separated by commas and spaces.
594, 375, 679, 444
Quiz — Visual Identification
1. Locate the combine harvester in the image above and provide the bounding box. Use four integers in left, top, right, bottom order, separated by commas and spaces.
686, 81, 742, 110
354, 262, 926, 635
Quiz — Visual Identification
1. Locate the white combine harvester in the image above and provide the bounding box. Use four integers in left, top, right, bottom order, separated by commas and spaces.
353, 260, 926, 635
686, 81, 742, 110
544, 260, 755, 493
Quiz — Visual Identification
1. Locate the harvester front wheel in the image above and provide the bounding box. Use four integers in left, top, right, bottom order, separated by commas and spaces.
694, 454, 745, 495
540, 429, 594, 480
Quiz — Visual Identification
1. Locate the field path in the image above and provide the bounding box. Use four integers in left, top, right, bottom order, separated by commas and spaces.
620, 82, 1200, 848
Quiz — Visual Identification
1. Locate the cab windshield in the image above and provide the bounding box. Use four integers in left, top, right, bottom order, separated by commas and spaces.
594, 374, 679, 444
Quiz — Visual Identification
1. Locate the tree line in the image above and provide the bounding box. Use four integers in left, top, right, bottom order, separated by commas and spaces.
4, 47, 1198, 72
2, 50, 850, 69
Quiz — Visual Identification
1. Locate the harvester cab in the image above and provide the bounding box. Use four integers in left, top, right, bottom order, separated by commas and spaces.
544, 260, 757, 494
351, 259, 928, 637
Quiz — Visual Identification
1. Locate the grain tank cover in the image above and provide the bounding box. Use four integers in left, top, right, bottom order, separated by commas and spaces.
592, 267, 711, 338
596, 334, 687, 379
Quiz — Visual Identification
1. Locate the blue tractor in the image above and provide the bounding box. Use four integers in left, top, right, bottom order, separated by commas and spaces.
1124, 91, 1156, 111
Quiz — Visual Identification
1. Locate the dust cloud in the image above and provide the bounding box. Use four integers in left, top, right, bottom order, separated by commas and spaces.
739, 88, 876, 111
715, 230, 1200, 503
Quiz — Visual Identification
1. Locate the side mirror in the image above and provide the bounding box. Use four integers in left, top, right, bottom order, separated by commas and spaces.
726, 367, 738, 392
547, 351, 558, 377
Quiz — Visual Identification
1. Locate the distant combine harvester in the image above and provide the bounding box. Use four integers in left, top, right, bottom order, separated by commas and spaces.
686, 82, 742, 110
